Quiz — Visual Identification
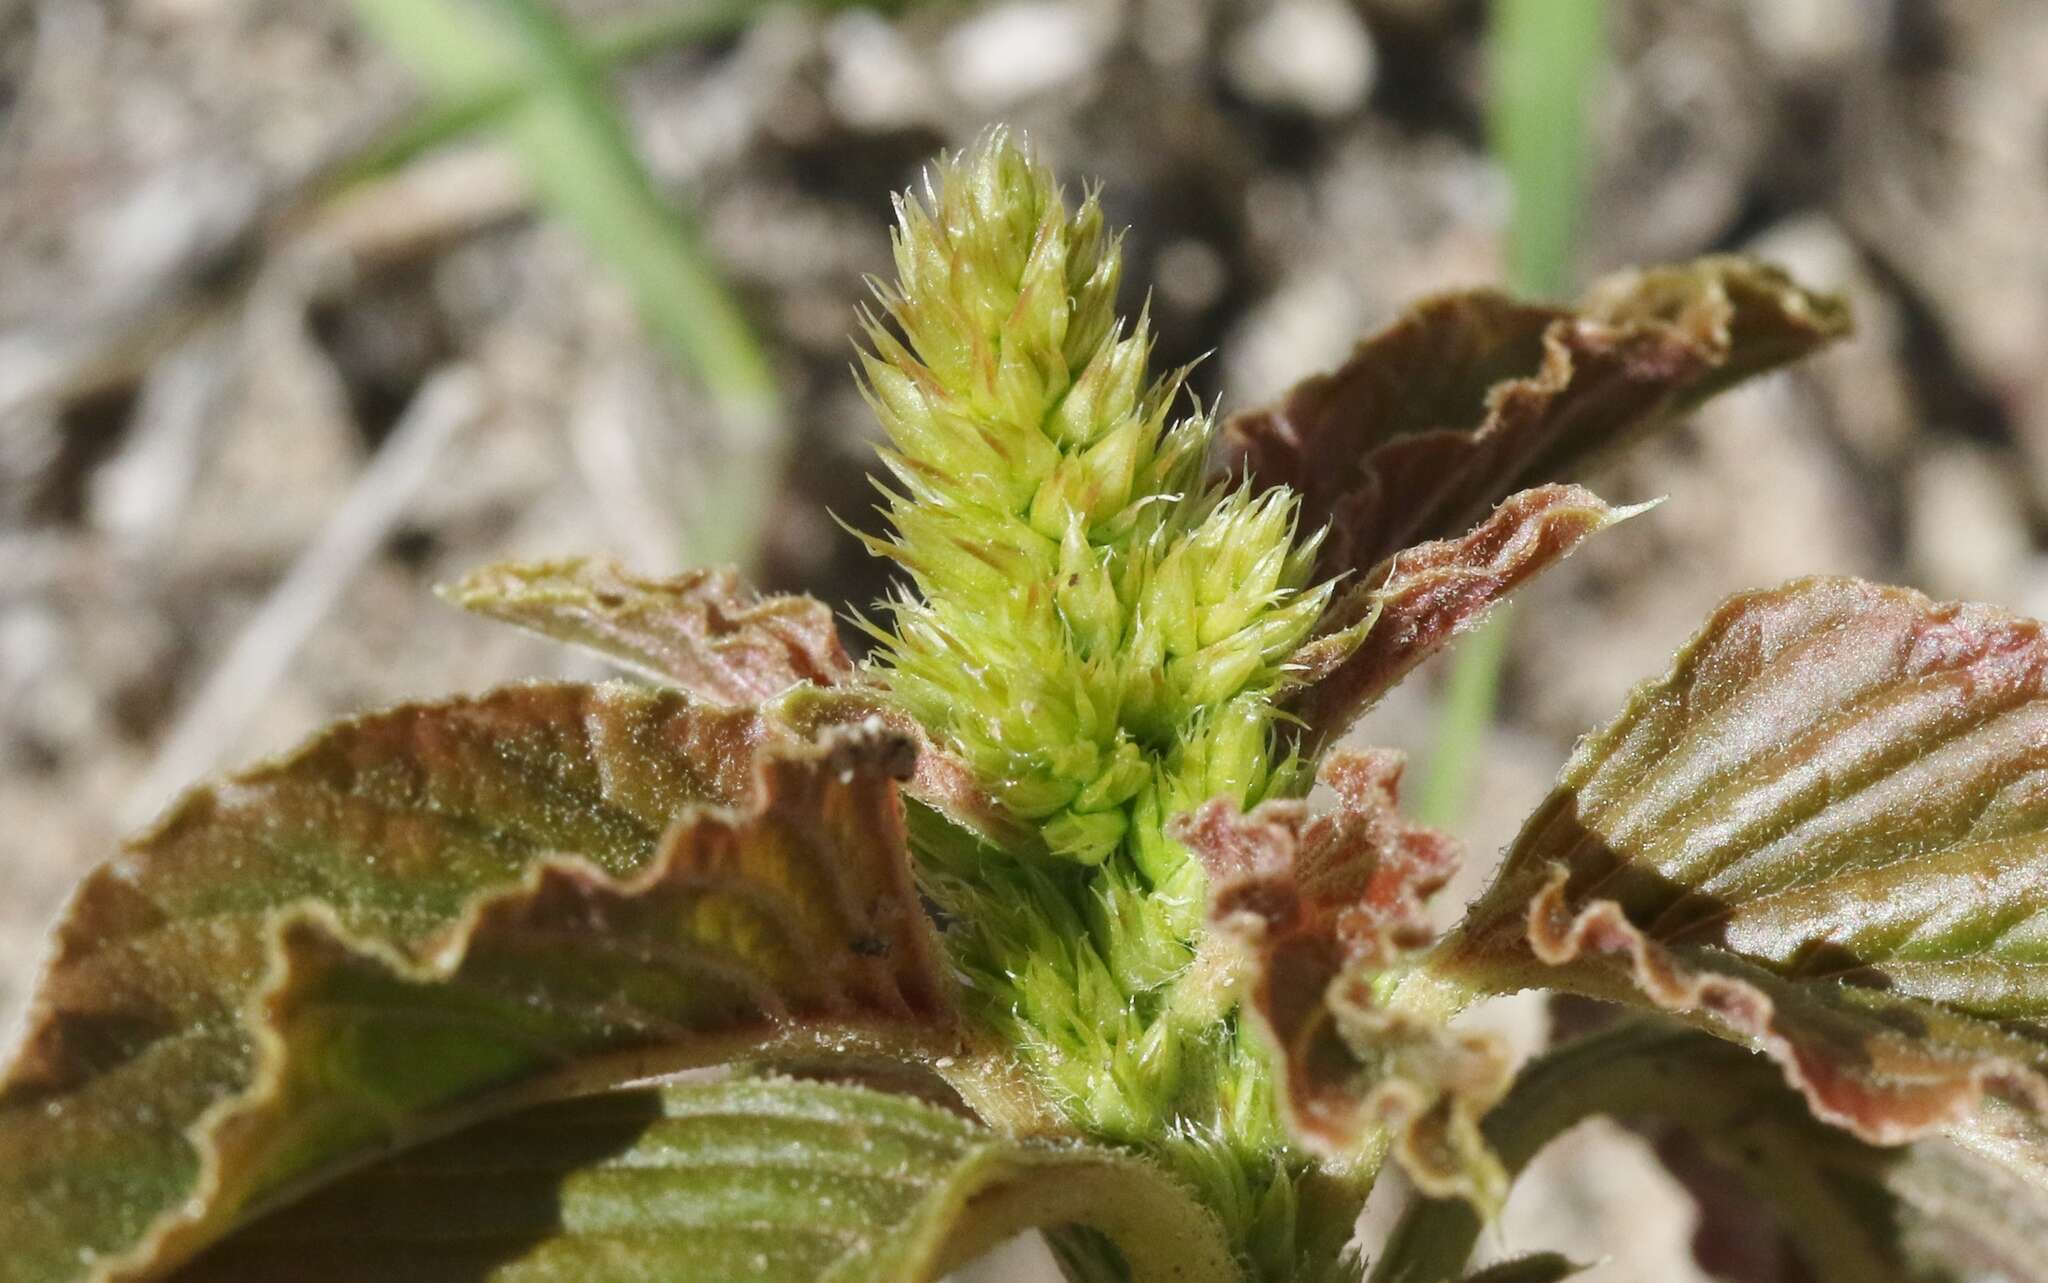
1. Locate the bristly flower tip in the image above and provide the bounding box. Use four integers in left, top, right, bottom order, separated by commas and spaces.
862, 129, 1331, 869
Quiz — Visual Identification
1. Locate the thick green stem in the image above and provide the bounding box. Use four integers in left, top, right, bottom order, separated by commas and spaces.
1369, 1018, 1664, 1283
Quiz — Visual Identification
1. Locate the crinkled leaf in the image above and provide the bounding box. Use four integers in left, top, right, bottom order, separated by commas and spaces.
1372, 1020, 2048, 1283
0, 683, 953, 1283
1444, 577, 2048, 1146
1174, 750, 1510, 1213
1218, 256, 1849, 584
442, 559, 854, 703
446, 557, 1046, 858
1282, 485, 1644, 753
174, 1078, 1234, 1283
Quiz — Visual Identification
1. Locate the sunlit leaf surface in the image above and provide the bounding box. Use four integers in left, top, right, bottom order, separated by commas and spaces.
1446, 577, 2048, 1145
444, 559, 854, 703
0, 684, 950, 1283
447, 558, 1047, 859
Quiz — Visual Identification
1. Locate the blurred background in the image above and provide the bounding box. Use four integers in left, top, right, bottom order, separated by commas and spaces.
2, 0, 2045, 1277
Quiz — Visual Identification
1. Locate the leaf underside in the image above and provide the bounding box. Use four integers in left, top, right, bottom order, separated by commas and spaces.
441, 560, 855, 704
0, 682, 951, 1283
172, 1078, 1235, 1283
1448, 577, 2048, 1147
1217, 256, 1851, 585
1281, 483, 1640, 753
1174, 750, 1510, 1212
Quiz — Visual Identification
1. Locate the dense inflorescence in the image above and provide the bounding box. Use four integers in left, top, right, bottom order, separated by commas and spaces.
858, 131, 1347, 1274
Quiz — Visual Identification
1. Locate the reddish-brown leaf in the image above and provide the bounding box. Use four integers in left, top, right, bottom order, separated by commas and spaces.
1218, 257, 1849, 585
0, 684, 952, 1283
443, 558, 855, 704
1174, 751, 1508, 1211
1444, 577, 2048, 1148
1281, 484, 1643, 752
446, 558, 1043, 857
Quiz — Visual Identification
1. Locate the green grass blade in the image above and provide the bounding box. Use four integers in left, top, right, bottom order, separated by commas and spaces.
1492, 0, 1606, 300
350, 0, 781, 564
338, 2, 770, 186
1419, 0, 1605, 828
1415, 603, 1514, 828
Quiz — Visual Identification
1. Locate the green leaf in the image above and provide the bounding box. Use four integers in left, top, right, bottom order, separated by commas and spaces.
1217, 257, 1850, 587
1441, 577, 2048, 1146
173, 1077, 1236, 1283
1281, 484, 1647, 755
1489, 0, 1606, 300
0, 684, 952, 1283
335, 1, 776, 187
1173, 750, 1509, 1213
352, 0, 776, 412
1371, 1020, 2048, 1283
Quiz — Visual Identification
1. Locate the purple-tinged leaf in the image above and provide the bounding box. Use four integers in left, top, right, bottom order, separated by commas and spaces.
1174, 751, 1509, 1212
443, 558, 854, 703
1443, 577, 2048, 1148
1282, 484, 1643, 752
1218, 257, 1849, 584
445, 557, 1044, 857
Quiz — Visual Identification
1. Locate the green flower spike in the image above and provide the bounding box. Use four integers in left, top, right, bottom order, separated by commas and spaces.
859, 130, 1356, 1281
864, 131, 1330, 868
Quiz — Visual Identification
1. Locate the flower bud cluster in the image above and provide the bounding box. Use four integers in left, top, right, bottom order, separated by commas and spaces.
864, 132, 1330, 870
863, 135, 1344, 1257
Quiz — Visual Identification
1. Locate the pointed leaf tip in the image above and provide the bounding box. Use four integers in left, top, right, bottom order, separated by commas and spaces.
1283, 483, 1642, 752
